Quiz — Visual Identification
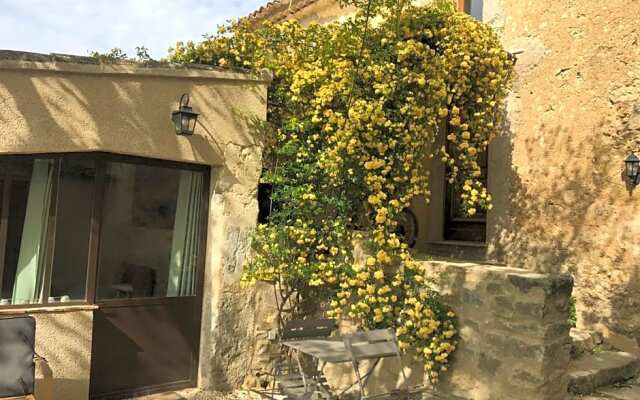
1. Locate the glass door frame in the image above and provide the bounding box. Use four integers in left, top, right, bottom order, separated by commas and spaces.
86, 152, 211, 398
0, 152, 211, 313
87, 153, 210, 308
0, 156, 63, 308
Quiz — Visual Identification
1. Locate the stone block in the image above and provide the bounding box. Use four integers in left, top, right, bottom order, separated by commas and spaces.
571, 328, 604, 356
478, 353, 501, 376
423, 261, 573, 399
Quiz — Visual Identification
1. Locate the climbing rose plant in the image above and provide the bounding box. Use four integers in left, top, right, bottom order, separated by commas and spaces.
169, 0, 513, 383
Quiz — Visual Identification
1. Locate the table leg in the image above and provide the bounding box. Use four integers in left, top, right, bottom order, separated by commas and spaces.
351, 359, 366, 399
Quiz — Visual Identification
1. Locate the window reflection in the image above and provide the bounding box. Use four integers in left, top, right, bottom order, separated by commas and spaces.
50, 157, 96, 302
0, 154, 207, 307
97, 162, 205, 299
0, 158, 55, 305
464, 0, 484, 21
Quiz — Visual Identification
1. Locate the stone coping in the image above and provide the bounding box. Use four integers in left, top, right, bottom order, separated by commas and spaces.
0, 304, 98, 315
423, 259, 574, 294
0, 50, 273, 83
418, 259, 573, 283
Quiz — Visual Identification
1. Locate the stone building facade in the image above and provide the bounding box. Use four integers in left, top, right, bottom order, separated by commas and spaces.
248, 0, 640, 359
0, 51, 270, 399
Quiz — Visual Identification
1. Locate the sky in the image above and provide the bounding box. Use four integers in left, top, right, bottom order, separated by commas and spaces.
0, 0, 267, 59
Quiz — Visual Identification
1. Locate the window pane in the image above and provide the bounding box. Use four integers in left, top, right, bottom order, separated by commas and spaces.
0, 158, 56, 305
97, 161, 205, 299
49, 157, 96, 302
466, 0, 483, 20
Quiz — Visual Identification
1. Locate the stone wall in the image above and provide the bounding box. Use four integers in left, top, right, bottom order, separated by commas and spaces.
245, 261, 574, 400
424, 261, 573, 400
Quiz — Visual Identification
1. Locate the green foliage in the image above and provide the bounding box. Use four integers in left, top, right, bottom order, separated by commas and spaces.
569, 296, 577, 328
169, 1, 513, 383
89, 46, 155, 63
89, 47, 128, 61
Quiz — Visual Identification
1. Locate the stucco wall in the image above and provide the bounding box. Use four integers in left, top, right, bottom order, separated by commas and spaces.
0, 55, 270, 394
0, 58, 269, 166
0, 308, 95, 400
32, 309, 95, 400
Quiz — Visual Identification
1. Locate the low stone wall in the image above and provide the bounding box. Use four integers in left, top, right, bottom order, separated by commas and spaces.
244, 261, 574, 400
425, 261, 574, 400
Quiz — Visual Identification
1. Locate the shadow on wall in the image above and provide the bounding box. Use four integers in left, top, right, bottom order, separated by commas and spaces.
0, 68, 266, 171
488, 68, 640, 352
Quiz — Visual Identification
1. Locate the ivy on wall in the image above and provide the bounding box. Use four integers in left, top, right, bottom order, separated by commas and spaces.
169, 0, 513, 383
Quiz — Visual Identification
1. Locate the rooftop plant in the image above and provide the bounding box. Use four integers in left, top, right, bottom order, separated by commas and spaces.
169, 0, 513, 383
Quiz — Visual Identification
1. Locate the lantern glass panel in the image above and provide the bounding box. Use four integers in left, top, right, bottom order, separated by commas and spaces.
172, 113, 181, 133
188, 115, 197, 133
632, 162, 640, 179
181, 115, 190, 132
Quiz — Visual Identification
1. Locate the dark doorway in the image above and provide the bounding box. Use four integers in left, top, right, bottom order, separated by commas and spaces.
444, 147, 488, 242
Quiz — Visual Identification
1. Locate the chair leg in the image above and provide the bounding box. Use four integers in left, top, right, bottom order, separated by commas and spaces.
397, 356, 408, 390
351, 360, 366, 399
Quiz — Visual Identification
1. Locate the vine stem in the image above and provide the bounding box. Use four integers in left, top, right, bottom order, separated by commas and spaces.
345, 0, 374, 111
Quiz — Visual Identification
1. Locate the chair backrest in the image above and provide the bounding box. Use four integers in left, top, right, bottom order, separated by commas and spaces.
280, 318, 337, 341
342, 328, 401, 362
0, 316, 35, 397
123, 264, 156, 297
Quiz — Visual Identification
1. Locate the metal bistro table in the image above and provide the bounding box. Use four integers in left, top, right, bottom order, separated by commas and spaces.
281, 331, 405, 400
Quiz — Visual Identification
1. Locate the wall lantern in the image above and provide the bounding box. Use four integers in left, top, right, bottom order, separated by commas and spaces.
171, 94, 199, 136
625, 152, 640, 187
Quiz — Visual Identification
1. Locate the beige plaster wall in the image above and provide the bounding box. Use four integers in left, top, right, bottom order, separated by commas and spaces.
0, 58, 270, 393
293, 0, 356, 25
0, 60, 269, 166
32, 309, 94, 400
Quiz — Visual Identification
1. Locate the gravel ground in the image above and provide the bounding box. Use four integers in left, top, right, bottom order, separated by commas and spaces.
130, 389, 262, 400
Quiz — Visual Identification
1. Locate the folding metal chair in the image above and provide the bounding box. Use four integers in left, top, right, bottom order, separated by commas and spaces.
274, 319, 337, 400
342, 329, 408, 400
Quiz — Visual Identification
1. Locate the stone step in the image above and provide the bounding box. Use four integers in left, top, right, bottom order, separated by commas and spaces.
571, 328, 604, 356
596, 384, 640, 400
568, 351, 640, 394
